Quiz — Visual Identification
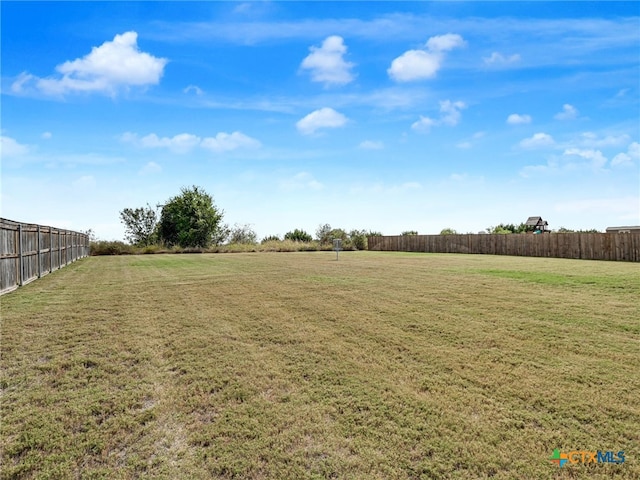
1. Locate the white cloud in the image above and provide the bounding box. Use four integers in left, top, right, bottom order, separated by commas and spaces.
611, 152, 633, 167
0, 136, 30, 157
519, 132, 555, 148
507, 113, 532, 125
522, 147, 613, 177
615, 88, 629, 98
140, 133, 201, 154
41, 132, 53, 140
577, 132, 630, 148
139, 161, 162, 175
439, 100, 466, 126
300, 35, 355, 86
425, 33, 466, 52
10, 72, 35, 94
183, 85, 203, 95
388, 33, 465, 82
450, 173, 469, 181
358, 140, 384, 150
388, 50, 441, 82
13, 32, 167, 96
554, 104, 579, 120
456, 131, 486, 149
411, 116, 437, 133
563, 148, 608, 169
296, 107, 348, 135
458, 131, 486, 149
411, 99, 466, 134
279, 172, 324, 191
611, 142, 640, 167
121, 131, 261, 153
483, 52, 521, 65
119, 132, 138, 144
201, 131, 262, 152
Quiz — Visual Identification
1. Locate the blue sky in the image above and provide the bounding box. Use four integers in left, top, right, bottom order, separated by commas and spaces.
1, 1, 639, 240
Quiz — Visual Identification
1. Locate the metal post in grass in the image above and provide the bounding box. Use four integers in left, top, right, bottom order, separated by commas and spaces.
333, 238, 342, 261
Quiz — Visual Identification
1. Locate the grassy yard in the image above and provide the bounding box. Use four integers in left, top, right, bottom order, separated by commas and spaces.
1, 252, 639, 479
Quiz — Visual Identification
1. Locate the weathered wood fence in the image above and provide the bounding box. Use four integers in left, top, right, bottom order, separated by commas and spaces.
1, 218, 90, 295
368, 233, 640, 262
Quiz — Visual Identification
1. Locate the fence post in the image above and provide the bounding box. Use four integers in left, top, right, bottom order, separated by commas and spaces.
37, 225, 42, 278
18, 224, 24, 286
49, 228, 53, 273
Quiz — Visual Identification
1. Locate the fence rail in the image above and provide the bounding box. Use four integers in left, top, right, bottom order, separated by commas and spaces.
1, 218, 90, 295
367, 233, 640, 262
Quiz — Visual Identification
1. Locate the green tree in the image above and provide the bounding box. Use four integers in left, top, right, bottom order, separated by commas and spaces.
556, 227, 600, 233
486, 223, 527, 234
329, 228, 348, 241
401, 230, 418, 236
349, 229, 368, 250
315, 223, 332, 245
119, 204, 158, 246
284, 229, 313, 242
440, 228, 458, 235
158, 186, 225, 248
81, 228, 98, 242
228, 223, 257, 244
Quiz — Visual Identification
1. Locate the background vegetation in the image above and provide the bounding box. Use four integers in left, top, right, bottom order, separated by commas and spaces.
114, 185, 603, 256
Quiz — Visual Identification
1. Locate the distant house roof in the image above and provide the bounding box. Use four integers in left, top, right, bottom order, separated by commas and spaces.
606, 226, 640, 233
525, 216, 548, 227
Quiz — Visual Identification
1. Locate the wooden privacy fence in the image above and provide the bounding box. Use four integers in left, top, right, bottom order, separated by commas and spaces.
368, 233, 640, 262
1, 218, 90, 295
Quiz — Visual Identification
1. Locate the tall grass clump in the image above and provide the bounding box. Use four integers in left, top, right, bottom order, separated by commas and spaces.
90, 241, 136, 256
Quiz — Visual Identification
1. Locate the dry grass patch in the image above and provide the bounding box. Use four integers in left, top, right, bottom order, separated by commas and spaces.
1, 252, 639, 479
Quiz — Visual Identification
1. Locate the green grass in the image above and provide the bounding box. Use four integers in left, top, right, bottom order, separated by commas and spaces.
1, 252, 639, 479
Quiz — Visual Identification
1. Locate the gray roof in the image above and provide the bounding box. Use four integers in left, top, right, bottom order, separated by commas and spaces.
606, 226, 640, 232
525, 216, 548, 226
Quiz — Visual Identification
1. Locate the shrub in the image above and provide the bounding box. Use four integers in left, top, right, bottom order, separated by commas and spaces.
284, 229, 313, 242
141, 245, 162, 254
261, 235, 281, 243
349, 229, 368, 250
228, 224, 258, 245
90, 241, 135, 256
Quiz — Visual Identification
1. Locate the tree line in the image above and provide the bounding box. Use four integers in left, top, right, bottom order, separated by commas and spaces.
118, 186, 382, 251
438, 224, 601, 235
115, 186, 601, 255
